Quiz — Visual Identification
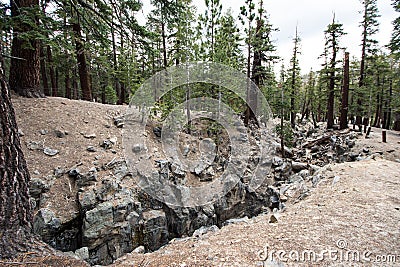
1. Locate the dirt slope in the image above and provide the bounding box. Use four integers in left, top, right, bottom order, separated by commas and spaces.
114, 158, 400, 267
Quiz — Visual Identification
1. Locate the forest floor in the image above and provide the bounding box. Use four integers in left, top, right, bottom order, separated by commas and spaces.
9, 95, 400, 267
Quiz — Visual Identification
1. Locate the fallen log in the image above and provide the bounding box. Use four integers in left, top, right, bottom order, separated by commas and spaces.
302, 129, 350, 149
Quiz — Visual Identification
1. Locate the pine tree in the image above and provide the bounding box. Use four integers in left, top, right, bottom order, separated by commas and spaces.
198, 0, 222, 61
388, 0, 400, 57
244, 0, 278, 125
9, 0, 43, 97
356, 0, 380, 125
0, 49, 33, 258
287, 26, 301, 128
323, 15, 346, 129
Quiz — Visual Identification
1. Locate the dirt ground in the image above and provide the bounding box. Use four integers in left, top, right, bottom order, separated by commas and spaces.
113, 158, 400, 267
10, 96, 400, 266
12, 95, 126, 223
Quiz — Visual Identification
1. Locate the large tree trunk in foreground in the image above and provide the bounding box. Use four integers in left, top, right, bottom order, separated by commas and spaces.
9, 0, 43, 98
0, 56, 33, 258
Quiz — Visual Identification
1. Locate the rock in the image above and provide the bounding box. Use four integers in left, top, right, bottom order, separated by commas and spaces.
40, 129, 48, 135
132, 144, 143, 153
100, 140, 113, 149
83, 202, 114, 245
284, 181, 309, 200
54, 130, 65, 138
349, 152, 360, 161
332, 176, 341, 186
269, 214, 278, 223
224, 216, 249, 225
346, 139, 356, 148
291, 161, 308, 172
54, 167, 65, 178
87, 146, 97, 152
113, 116, 125, 128
194, 161, 207, 176
182, 145, 190, 157
78, 189, 97, 211
298, 169, 310, 178
33, 208, 61, 241
64, 251, 80, 260
133, 246, 145, 254
109, 136, 118, 145
274, 162, 291, 177
288, 174, 303, 183
18, 129, 25, 136
312, 174, 322, 187
170, 163, 185, 177
84, 133, 97, 139
44, 147, 59, 156
199, 166, 215, 182
26, 141, 42, 150
192, 225, 219, 237
141, 210, 169, 251
29, 178, 50, 198
74, 247, 89, 260
363, 147, 370, 153
153, 127, 162, 137
77, 169, 97, 187
272, 156, 283, 167
68, 168, 81, 178
311, 146, 319, 153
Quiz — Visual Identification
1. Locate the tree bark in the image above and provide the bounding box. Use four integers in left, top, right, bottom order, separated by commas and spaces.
9, 0, 43, 98
290, 28, 299, 129
340, 52, 350, 130
394, 111, 400, 131
40, 46, 50, 96
245, 18, 261, 126
47, 45, 57, 97
65, 71, 71, 99
72, 19, 92, 101
0, 54, 33, 258
384, 78, 392, 129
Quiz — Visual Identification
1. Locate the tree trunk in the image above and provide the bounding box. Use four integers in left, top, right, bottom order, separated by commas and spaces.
340, 52, 350, 130
161, 22, 168, 68
290, 27, 299, 129
72, 68, 78, 100
326, 70, 335, 129
384, 78, 393, 130
394, 111, 400, 131
0, 54, 33, 258
119, 82, 126, 105
245, 19, 261, 126
47, 45, 57, 97
72, 19, 91, 101
40, 46, 50, 96
357, 5, 368, 126
9, 0, 43, 98
65, 71, 71, 99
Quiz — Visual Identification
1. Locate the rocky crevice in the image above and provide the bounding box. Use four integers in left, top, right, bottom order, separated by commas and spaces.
29, 118, 366, 266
